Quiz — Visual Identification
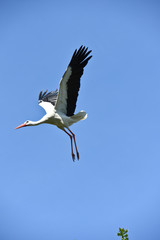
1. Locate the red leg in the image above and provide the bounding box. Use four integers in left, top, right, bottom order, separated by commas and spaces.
67, 128, 79, 160
63, 129, 75, 161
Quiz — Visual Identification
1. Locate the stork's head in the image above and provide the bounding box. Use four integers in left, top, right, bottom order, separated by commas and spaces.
15, 120, 33, 129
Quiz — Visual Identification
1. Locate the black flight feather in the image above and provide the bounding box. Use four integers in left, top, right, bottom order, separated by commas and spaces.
39, 89, 58, 106
66, 45, 92, 116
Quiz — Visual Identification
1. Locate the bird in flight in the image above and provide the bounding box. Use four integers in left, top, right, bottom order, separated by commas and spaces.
15, 46, 92, 161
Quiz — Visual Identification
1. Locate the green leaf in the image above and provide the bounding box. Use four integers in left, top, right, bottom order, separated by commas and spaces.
117, 227, 129, 240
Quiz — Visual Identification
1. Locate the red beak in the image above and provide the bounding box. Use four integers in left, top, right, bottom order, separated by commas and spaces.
15, 123, 26, 129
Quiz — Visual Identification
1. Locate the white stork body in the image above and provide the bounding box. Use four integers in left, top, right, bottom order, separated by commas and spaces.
16, 46, 92, 161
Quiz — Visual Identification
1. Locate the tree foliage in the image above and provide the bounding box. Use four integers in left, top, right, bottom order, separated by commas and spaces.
117, 228, 129, 240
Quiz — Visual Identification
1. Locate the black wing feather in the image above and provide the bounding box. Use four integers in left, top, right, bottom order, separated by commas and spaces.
66, 45, 92, 116
39, 89, 58, 106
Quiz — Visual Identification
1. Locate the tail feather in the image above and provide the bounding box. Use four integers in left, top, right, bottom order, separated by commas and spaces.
70, 111, 87, 123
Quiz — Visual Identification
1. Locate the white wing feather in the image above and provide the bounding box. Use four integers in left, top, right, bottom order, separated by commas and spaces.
55, 66, 72, 114
39, 101, 55, 114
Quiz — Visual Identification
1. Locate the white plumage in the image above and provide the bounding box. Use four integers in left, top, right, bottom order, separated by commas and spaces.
55, 66, 72, 114
15, 46, 92, 161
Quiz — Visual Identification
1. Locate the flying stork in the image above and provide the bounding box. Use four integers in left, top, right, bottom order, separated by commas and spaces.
15, 46, 92, 161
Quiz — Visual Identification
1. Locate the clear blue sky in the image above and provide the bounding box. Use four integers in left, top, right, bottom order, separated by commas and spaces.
0, 1, 160, 239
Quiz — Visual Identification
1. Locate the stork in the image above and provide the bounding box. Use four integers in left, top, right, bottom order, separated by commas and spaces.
15, 46, 92, 161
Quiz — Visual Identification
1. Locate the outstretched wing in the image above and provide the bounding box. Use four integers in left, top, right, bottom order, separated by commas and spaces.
38, 90, 58, 113
55, 46, 92, 116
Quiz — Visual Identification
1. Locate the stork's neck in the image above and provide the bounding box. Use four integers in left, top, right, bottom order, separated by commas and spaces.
29, 115, 48, 126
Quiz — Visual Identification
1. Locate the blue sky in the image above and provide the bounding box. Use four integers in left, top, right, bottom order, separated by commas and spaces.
0, 0, 160, 239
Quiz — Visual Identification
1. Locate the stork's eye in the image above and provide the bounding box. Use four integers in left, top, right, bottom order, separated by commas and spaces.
26, 120, 29, 123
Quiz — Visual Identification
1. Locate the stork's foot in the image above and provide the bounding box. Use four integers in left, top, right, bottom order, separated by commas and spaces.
76, 152, 79, 160
72, 153, 75, 161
